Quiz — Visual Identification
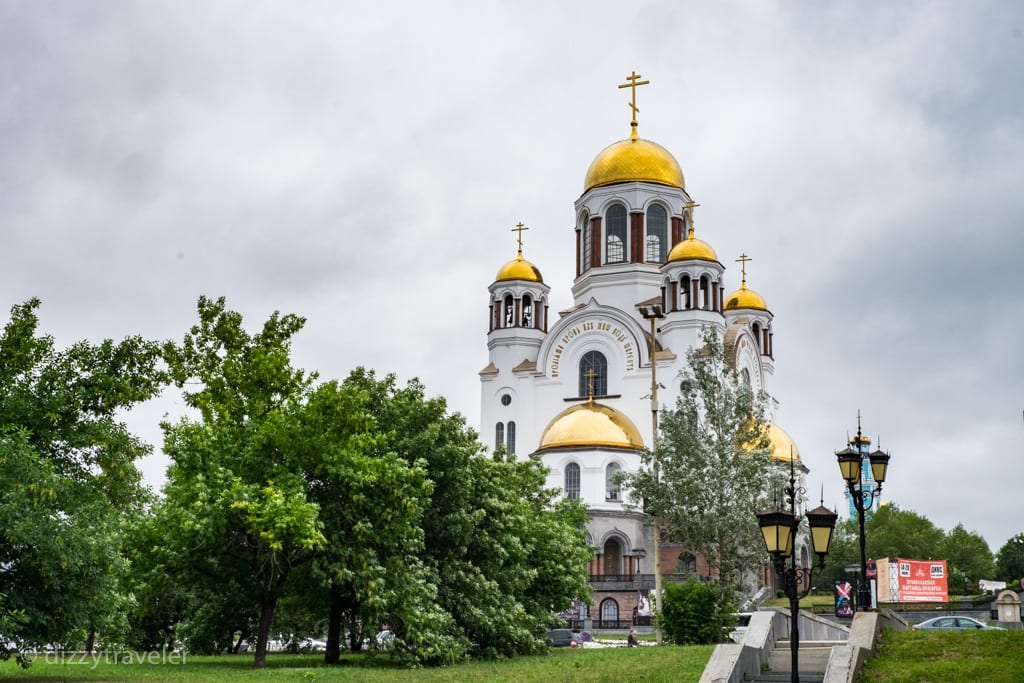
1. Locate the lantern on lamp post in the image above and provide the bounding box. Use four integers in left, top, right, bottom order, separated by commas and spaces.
757, 459, 837, 683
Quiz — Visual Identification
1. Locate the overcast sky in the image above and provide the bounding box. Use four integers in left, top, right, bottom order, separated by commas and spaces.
3, 1, 1023, 556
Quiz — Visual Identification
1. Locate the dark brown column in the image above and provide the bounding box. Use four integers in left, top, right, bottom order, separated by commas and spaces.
671, 215, 683, 246
575, 228, 581, 277
630, 212, 644, 263
591, 217, 602, 267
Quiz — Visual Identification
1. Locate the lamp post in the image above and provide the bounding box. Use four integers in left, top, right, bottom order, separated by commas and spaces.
637, 302, 665, 644
835, 416, 890, 612
757, 460, 838, 683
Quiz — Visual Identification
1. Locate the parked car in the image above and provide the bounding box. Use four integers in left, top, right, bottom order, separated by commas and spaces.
912, 616, 1004, 631
546, 628, 582, 647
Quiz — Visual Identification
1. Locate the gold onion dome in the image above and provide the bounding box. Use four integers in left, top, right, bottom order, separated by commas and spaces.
495, 250, 543, 283
537, 401, 644, 451
724, 282, 768, 312
766, 424, 800, 462
668, 227, 718, 263
583, 137, 685, 193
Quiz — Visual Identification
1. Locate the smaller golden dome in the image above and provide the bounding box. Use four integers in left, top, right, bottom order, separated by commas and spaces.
584, 137, 685, 193
724, 282, 768, 312
767, 424, 800, 462
495, 251, 543, 283
538, 401, 644, 451
667, 227, 718, 263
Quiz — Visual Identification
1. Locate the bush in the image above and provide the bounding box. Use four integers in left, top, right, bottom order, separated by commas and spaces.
660, 579, 736, 645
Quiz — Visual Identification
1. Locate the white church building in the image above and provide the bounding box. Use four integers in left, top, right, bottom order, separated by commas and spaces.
479, 75, 802, 627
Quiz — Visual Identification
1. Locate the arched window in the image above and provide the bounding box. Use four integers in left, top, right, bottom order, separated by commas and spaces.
604, 538, 622, 575
506, 421, 516, 455
646, 204, 667, 262
699, 275, 711, 310
740, 368, 750, 388
751, 322, 762, 353
581, 212, 592, 272
680, 277, 692, 310
600, 598, 620, 625
522, 295, 533, 328
606, 462, 621, 501
677, 552, 697, 575
503, 294, 514, 327
578, 350, 608, 397
605, 204, 627, 264
564, 462, 581, 500
495, 422, 504, 451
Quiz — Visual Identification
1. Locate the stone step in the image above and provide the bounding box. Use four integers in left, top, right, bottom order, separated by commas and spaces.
767, 647, 831, 671
746, 673, 824, 683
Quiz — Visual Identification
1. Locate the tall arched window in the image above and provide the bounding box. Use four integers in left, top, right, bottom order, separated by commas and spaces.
752, 322, 762, 353
495, 422, 504, 451
605, 204, 627, 264
740, 368, 750, 388
646, 204, 667, 262
699, 275, 711, 310
606, 462, 622, 500
600, 598, 620, 625
522, 295, 533, 328
506, 421, 516, 455
503, 294, 514, 327
564, 462, 580, 500
677, 552, 697, 574
578, 350, 608, 397
581, 213, 592, 272
604, 538, 622, 575
680, 277, 692, 310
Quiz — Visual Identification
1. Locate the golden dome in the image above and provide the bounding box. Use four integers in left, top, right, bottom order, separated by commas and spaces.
766, 424, 800, 462
537, 401, 644, 451
584, 137, 685, 193
667, 227, 718, 263
495, 251, 543, 283
724, 282, 768, 312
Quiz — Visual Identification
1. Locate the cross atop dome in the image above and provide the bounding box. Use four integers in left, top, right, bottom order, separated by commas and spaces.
618, 70, 650, 141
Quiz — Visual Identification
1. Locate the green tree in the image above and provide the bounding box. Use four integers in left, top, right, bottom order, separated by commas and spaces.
624, 328, 776, 584
337, 369, 593, 660
995, 534, 1024, 584
160, 296, 324, 668
661, 577, 735, 645
864, 505, 944, 562
0, 299, 164, 661
939, 524, 995, 593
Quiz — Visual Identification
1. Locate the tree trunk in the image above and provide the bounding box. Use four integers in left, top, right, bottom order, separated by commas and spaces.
252, 596, 278, 669
325, 583, 343, 664
84, 629, 95, 655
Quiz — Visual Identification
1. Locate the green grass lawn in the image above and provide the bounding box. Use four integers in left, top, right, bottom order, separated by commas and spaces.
0, 645, 715, 682
862, 628, 1024, 683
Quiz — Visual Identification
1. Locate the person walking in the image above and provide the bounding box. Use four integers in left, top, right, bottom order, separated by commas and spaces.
627, 629, 639, 647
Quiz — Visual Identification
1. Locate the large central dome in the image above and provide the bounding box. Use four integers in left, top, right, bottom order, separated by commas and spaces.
537, 401, 644, 451
583, 137, 685, 193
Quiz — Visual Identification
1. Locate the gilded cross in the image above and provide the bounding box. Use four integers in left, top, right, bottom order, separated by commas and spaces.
585, 368, 598, 401
512, 222, 529, 251
736, 253, 752, 283
618, 70, 650, 139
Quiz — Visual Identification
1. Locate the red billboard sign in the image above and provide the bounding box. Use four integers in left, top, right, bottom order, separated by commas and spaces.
877, 557, 948, 603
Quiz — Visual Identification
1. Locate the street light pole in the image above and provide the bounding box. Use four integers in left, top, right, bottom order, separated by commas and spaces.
637, 302, 665, 644
757, 460, 837, 683
835, 415, 890, 612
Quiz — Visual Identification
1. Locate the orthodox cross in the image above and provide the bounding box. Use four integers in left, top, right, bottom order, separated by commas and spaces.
736, 253, 752, 284
512, 222, 529, 252
618, 70, 650, 139
585, 368, 599, 402
683, 199, 701, 233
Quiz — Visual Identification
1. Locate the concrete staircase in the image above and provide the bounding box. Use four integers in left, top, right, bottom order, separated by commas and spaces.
743, 640, 840, 683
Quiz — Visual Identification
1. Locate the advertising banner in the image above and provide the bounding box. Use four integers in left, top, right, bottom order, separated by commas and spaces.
896, 558, 948, 602
835, 581, 854, 617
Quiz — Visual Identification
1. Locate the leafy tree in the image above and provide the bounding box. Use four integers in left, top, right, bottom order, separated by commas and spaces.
661, 577, 735, 645
336, 369, 593, 661
939, 524, 994, 593
160, 296, 324, 668
995, 534, 1024, 585
864, 505, 943, 562
0, 299, 164, 662
623, 328, 776, 584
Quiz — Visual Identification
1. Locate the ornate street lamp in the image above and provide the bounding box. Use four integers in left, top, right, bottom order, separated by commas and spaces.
757, 460, 837, 683
836, 414, 890, 612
